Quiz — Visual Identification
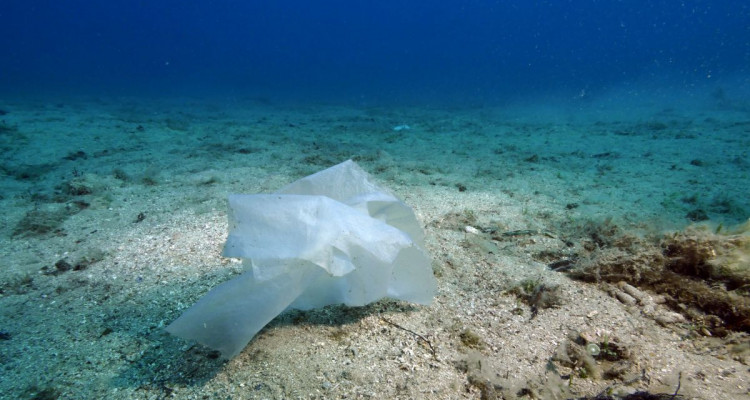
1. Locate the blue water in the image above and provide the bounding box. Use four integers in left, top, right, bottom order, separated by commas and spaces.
1, 0, 747, 104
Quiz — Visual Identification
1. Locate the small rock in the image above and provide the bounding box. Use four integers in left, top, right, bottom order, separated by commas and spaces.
615, 291, 637, 306
654, 311, 687, 326
618, 282, 650, 304
55, 259, 72, 273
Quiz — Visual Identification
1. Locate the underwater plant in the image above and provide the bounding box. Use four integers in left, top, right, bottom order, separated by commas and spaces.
556, 218, 750, 335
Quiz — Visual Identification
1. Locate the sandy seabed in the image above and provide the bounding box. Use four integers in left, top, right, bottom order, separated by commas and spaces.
1, 93, 749, 399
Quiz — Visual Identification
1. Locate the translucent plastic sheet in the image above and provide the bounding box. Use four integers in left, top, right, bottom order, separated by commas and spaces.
166, 160, 436, 358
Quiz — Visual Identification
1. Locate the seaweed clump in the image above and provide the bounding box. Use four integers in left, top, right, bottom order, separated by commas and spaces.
13, 207, 70, 237
508, 278, 564, 317
556, 219, 750, 335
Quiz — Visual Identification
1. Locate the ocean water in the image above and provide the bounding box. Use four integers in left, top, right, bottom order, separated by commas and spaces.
1, 2, 750, 399
1, 0, 747, 104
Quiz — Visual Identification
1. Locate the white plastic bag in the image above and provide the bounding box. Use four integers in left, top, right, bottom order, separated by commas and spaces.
166, 160, 436, 358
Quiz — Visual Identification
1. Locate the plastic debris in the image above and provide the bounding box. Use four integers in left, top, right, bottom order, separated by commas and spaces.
166, 160, 436, 358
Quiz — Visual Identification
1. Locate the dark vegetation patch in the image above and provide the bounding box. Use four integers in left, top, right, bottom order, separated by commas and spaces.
42, 249, 107, 275
508, 277, 564, 317
707, 193, 745, 216
686, 208, 708, 222
591, 151, 620, 159
62, 176, 96, 195
165, 117, 190, 132
12, 197, 89, 238
302, 153, 340, 167
13, 207, 71, 237
638, 121, 669, 132
547, 219, 750, 336
458, 328, 485, 350
429, 209, 478, 230
23, 385, 61, 400
0, 120, 17, 134
0, 273, 34, 295
197, 141, 262, 157
62, 150, 87, 161
678, 191, 746, 223
553, 331, 636, 381
112, 168, 130, 181
111, 335, 225, 394
4, 163, 57, 181
140, 166, 160, 186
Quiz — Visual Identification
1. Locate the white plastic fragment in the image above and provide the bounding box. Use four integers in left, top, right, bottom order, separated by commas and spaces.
166, 160, 437, 358
464, 225, 481, 235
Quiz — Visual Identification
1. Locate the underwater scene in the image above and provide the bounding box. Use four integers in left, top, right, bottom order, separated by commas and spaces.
1, 1, 749, 399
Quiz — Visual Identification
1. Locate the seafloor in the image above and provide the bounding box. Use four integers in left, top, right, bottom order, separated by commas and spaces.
1, 92, 749, 399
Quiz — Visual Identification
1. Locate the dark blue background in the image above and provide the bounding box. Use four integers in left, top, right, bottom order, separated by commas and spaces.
1, 1, 747, 104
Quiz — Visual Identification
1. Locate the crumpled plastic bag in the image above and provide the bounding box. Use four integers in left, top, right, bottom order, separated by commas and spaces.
166, 160, 436, 358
